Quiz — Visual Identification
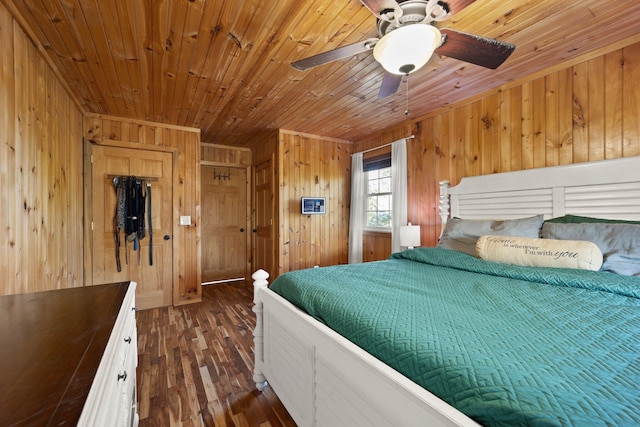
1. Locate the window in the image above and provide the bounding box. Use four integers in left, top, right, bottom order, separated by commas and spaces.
366, 167, 392, 227
363, 150, 392, 229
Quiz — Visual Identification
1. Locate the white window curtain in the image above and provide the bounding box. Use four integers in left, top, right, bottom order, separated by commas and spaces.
348, 152, 365, 263
391, 138, 408, 253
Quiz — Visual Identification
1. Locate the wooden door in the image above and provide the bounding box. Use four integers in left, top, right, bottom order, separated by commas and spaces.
253, 158, 276, 278
91, 145, 173, 309
201, 166, 249, 283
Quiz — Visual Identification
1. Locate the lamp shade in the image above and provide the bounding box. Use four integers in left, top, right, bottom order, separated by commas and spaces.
373, 24, 441, 75
399, 223, 421, 249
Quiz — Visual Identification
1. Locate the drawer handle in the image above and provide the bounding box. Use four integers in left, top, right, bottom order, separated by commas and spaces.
124, 336, 132, 344
117, 371, 128, 382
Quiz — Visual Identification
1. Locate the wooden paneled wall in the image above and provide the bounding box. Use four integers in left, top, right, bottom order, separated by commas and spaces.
0, 2, 84, 295
278, 131, 351, 272
84, 114, 201, 305
363, 231, 391, 263
355, 40, 640, 251
201, 143, 251, 167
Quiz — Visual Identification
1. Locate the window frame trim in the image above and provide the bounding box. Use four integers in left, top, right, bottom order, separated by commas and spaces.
364, 166, 393, 229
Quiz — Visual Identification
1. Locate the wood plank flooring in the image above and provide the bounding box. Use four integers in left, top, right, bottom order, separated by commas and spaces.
136, 282, 297, 426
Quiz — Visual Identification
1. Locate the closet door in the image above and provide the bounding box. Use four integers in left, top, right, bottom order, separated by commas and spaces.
201, 165, 249, 283
90, 145, 173, 309
252, 158, 276, 279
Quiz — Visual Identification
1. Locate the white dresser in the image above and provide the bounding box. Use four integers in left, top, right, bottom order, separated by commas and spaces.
0, 281, 138, 426
79, 281, 138, 427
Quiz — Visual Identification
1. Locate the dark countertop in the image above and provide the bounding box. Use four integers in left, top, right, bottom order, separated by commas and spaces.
0, 283, 129, 426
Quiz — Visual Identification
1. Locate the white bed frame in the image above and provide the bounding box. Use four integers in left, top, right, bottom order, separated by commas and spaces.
253, 156, 640, 427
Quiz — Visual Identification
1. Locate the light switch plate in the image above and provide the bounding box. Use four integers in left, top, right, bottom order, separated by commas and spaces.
179, 215, 191, 226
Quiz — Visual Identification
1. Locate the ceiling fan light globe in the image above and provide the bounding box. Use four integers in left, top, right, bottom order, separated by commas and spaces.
373, 24, 441, 75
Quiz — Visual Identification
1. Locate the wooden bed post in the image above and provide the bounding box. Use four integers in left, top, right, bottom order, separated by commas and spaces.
252, 269, 269, 391
438, 180, 450, 238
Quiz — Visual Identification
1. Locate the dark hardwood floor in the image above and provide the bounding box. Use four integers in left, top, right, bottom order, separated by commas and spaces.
136, 282, 297, 426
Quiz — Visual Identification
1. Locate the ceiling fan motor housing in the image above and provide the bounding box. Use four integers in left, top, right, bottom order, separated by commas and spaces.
372, 0, 447, 75
377, 0, 449, 35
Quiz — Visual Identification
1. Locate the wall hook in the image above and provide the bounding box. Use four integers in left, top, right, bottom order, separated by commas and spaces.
213, 168, 231, 180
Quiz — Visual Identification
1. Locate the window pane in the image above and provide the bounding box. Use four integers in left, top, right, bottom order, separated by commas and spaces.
379, 177, 391, 193
368, 196, 378, 211
377, 211, 391, 227
379, 168, 391, 178
372, 213, 381, 227
378, 195, 391, 211
367, 212, 377, 225
368, 179, 379, 194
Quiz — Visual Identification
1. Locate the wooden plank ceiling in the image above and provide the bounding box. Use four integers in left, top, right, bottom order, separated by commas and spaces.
7, 0, 640, 146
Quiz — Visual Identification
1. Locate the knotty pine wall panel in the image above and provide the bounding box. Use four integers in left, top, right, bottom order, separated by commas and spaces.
0, 2, 84, 296
362, 231, 391, 263
355, 39, 640, 251
201, 143, 251, 167
278, 131, 351, 274
84, 114, 201, 305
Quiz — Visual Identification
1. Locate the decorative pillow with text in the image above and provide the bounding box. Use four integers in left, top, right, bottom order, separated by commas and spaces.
476, 235, 603, 271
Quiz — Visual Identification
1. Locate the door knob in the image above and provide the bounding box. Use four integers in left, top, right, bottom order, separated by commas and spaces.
240, 228, 245, 232
163, 235, 171, 240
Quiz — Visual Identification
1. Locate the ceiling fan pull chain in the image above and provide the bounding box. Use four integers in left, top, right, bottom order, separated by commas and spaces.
405, 75, 410, 116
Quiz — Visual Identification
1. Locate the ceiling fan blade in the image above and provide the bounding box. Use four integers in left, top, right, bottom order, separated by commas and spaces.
436, 29, 515, 69
441, 0, 477, 15
360, 0, 403, 19
291, 38, 378, 71
378, 72, 402, 99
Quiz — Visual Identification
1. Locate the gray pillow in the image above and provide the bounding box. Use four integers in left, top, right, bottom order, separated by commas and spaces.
545, 214, 640, 225
541, 222, 640, 276
437, 215, 545, 256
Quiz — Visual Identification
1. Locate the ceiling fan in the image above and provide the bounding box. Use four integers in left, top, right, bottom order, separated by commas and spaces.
291, 0, 515, 99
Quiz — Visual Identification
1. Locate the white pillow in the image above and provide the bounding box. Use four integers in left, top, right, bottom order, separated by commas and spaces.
476, 235, 603, 271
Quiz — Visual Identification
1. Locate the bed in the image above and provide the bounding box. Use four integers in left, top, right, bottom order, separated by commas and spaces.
252, 156, 640, 426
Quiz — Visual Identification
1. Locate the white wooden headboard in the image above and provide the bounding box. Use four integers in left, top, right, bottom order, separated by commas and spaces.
439, 156, 640, 232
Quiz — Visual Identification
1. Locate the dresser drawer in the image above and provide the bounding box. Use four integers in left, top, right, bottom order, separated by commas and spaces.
78, 281, 138, 427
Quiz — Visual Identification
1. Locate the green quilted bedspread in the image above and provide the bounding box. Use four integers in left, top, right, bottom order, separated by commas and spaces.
270, 248, 640, 426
